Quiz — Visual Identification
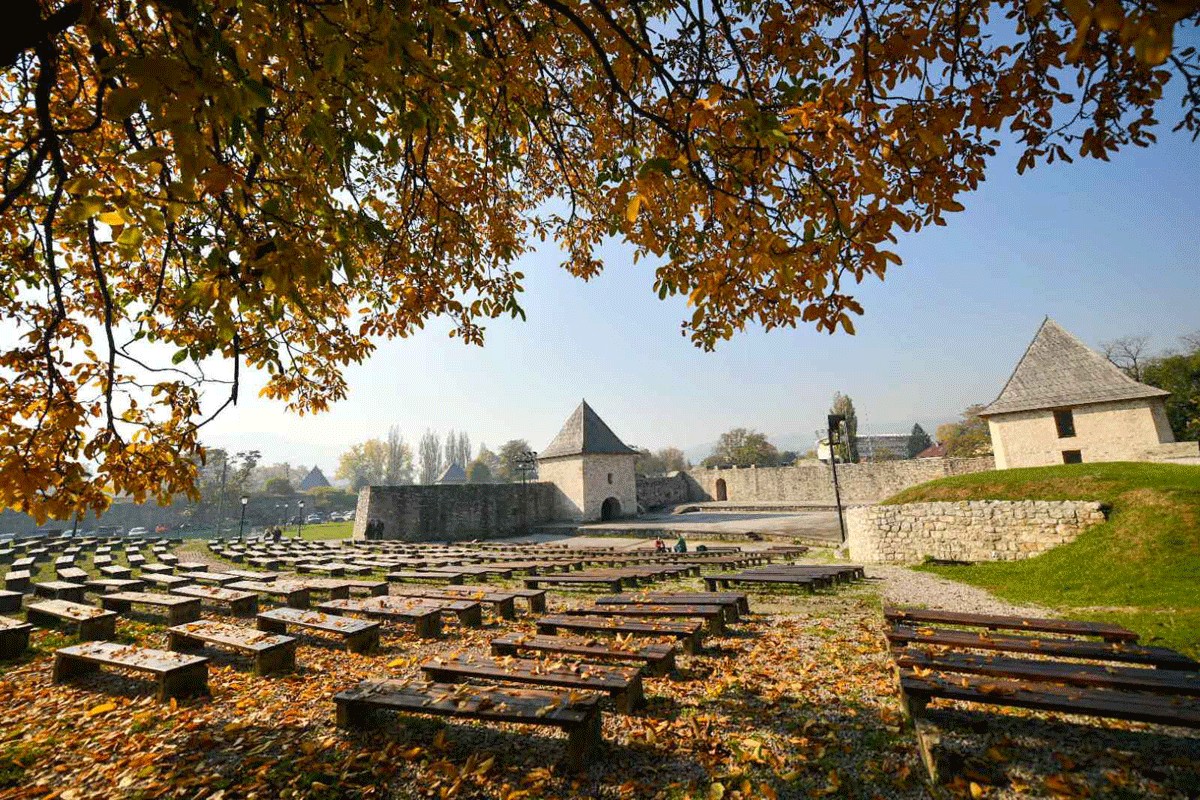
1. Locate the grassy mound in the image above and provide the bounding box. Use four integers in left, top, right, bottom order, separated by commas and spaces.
885, 462, 1200, 656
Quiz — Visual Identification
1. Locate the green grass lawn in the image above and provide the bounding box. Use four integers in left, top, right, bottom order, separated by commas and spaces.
886, 462, 1200, 656
298, 521, 353, 540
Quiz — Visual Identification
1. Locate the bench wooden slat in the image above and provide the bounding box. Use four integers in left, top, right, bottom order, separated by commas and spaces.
316, 598, 447, 637
897, 649, 1200, 696
257, 607, 379, 653
334, 679, 603, 770
888, 625, 1199, 670
100, 592, 202, 624
170, 585, 259, 616
27, 600, 118, 640
575, 603, 727, 634
597, 592, 749, 618
900, 670, 1200, 728
0, 616, 32, 659
885, 605, 1138, 643
422, 654, 645, 713
536, 614, 703, 654
53, 641, 208, 701
168, 620, 296, 676
490, 633, 675, 676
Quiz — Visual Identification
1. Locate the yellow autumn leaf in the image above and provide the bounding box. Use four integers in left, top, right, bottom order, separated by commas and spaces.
708, 782, 725, 800
625, 194, 645, 222
87, 702, 116, 717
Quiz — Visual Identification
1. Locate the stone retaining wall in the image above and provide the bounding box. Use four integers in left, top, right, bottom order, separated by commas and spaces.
353, 483, 560, 541
845, 500, 1107, 564
636, 474, 690, 510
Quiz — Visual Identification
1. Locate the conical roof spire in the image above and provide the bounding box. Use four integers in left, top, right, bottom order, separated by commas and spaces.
539, 400, 637, 459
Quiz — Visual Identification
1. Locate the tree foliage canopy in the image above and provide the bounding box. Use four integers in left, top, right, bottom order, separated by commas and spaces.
937, 403, 993, 457
3, 0, 1198, 520
703, 428, 779, 467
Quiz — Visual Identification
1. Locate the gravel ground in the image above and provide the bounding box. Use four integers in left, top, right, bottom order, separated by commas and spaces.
864, 564, 1053, 618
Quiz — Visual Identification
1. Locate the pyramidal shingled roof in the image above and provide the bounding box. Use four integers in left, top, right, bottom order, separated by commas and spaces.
298, 466, 331, 490
539, 400, 637, 459
436, 462, 467, 484
981, 318, 1168, 417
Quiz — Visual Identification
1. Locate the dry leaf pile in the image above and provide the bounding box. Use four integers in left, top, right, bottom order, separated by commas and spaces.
0, 576, 1197, 799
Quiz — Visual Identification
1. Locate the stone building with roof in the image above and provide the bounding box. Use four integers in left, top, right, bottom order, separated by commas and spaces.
979, 318, 1196, 469
435, 463, 467, 485
537, 400, 639, 521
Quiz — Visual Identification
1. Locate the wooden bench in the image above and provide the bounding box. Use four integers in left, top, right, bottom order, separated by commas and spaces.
228, 580, 312, 608
575, 603, 728, 634
4, 571, 32, 594
888, 625, 1199, 670
100, 592, 202, 624
390, 587, 517, 620
141, 573, 193, 591
703, 573, 817, 593
886, 606, 1200, 783
141, 563, 174, 575
256, 607, 380, 653
491, 633, 675, 676
53, 641, 208, 701
85, 578, 145, 594
598, 592, 748, 621
98, 565, 133, 579
171, 584, 259, 617
385, 571, 467, 586
0, 616, 32, 659
26, 600, 118, 640
437, 584, 548, 613
334, 679, 603, 770
524, 575, 624, 592
316, 598, 445, 638
175, 561, 207, 572
168, 620, 296, 676
56, 567, 90, 582
536, 615, 703, 655
179, 571, 242, 586
33, 581, 87, 603
423, 654, 645, 713
0, 590, 22, 613
883, 605, 1139, 643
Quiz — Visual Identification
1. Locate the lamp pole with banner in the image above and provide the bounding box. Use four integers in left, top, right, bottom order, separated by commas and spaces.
238, 496, 249, 542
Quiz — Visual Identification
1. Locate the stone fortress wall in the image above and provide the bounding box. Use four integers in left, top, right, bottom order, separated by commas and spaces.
353, 483, 559, 541
845, 500, 1108, 564
681, 457, 995, 506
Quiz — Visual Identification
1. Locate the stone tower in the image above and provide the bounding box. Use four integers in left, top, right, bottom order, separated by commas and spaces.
537, 400, 638, 522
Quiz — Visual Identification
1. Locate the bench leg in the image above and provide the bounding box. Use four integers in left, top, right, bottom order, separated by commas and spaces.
336, 698, 374, 729
257, 618, 287, 635
615, 676, 645, 714
159, 663, 208, 702
536, 623, 556, 636
414, 614, 442, 639
528, 595, 546, 613
0, 628, 30, 660
287, 591, 310, 609
707, 617, 726, 636
495, 599, 516, 620
255, 641, 296, 676
681, 632, 701, 656
171, 605, 202, 624
703, 579, 716, 592
330, 587, 350, 600
231, 598, 258, 617
104, 600, 132, 615
168, 632, 202, 652
458, 606, 483, 628
346, 629, 379, 654
491, 641, 516, 657
563, 707, 602, 771
53, 653, 99, 682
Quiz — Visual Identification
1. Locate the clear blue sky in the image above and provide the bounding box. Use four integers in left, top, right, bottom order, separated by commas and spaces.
208, 122, 1200, 471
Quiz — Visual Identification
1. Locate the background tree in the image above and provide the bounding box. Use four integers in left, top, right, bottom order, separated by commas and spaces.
637, 446, 690, 476
906, 424, 934, 458
418, 430, 443, 485
3, 0, 1198, 520
444, 430, 472, 469
466, 460, 493, 484
383, 426, 414, 486
1102, 335, 1152, 381
829, 394, 860, 463
937, 405, 994, 457
262, 477, 294, 496
702, 429, 780, 467
336, 440, 387, 492
497, 440, 535, 483
1137, 335, 1200, 443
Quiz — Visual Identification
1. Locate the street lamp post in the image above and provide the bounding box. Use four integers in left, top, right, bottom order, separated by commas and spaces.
827, 414, 848, 546
297, 500, 305, 539
238, 496, 249, 542
516, 451, 537, 534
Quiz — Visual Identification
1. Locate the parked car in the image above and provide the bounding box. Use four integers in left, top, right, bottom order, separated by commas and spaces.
305, 514, 323, 524
127, 526, 149, 537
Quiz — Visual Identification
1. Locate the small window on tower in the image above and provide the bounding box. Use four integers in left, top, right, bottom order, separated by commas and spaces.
1062, 450, 1083, 464
607, 473, 613, 484
1054, 409, 1076, 438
